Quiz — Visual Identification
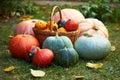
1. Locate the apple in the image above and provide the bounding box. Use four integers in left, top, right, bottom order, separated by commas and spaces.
65, 19, 78, 31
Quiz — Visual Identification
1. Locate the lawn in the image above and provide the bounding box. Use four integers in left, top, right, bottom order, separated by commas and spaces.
0, 5, 120, 80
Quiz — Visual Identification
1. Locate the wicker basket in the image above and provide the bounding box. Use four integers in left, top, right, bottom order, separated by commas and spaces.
33, 6, 80, 46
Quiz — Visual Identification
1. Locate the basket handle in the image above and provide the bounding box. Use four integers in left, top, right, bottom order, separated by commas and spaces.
50, 6, 62, 31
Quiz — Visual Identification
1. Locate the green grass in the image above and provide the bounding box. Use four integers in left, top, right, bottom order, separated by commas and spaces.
0, 5, 120, 80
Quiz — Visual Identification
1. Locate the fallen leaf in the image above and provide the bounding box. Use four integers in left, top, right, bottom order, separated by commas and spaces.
75, 75, 84, 80
30, 69, 45, 77
111, 46, 116, 51
86, 62, 103, 69
3, 66, 15, 72
113, 27, 120, 31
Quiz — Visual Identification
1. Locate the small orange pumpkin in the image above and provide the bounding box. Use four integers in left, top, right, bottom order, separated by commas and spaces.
35, 21, 47, 30
57, 27, 67, 32
46, 21, 58, 31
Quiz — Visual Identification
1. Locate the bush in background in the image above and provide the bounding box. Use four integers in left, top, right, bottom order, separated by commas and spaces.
0, 0, 39, 17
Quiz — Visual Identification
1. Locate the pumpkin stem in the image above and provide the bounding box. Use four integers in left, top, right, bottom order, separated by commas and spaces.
93, 26, 99, 31
55, 31, 59, 38
83, 33, 93, 37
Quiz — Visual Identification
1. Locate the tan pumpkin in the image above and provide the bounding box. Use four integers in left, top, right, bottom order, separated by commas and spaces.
14, 19, 46, 36
78, 18, 109, 38
52, 8, 85, 24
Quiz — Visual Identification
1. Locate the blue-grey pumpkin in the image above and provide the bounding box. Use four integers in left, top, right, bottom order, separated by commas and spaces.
74, 34, 111, 60
54, 47, 79, 67
42, 35, 73, 54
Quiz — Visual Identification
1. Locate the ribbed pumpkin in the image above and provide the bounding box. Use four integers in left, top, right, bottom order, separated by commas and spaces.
74, 34, 111, 60
52, 8, 85, 24
54, 47, 79, 67
14, 19, 46, 36
42, 33, 73, 54
9, 34, 40, 58
78, 18, 109, 38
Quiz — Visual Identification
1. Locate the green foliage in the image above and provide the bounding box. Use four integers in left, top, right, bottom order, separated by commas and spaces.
0, 0, 39, 17
80, 0, 113, 22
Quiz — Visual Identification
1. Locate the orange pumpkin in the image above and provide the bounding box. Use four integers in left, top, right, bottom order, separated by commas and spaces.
78, 18, 109, 38
57, 27, 67, 32
35, 21, 47, 30
9, 34, 40, 58
46, 21, 58, 31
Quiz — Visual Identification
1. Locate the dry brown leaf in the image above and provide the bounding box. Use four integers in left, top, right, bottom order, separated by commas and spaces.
30, 69, 45, 77
3, 66, 15, 72
86, 62, 103, 69
111, 46, 116, 51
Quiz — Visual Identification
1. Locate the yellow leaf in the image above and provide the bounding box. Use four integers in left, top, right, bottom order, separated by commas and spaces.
3, 66, 15, 72
30, 69, 45, 77
86, 62, 103, 69
111, 46, 116, 51
75, 75, 84, 79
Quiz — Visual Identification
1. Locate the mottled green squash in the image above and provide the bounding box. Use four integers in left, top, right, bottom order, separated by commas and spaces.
55, 47, 79, 67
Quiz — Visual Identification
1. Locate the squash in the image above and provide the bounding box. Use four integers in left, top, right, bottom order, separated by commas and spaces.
14, 19, 46, 36
52, 8, 85, 24
32, 47, 54, 67
46, 21, 58, 31
78, 18, 109, 38
57, 27, 67, 32
9, 34, 40, 58
35, 21, 47, 30
74, 34, 111, 60
54, 47, 79, 67
42, 33, 73, 54
25, 46, 38, 61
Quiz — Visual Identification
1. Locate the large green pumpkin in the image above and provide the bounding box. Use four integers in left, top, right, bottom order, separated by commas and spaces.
74, 34, 111, 60
42, 34, 73, 54
54, 47, 79, 67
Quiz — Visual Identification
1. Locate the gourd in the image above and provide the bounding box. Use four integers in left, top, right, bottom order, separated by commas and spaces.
78, 18, 109, 38
74, 34, 111, 60
54, 47, 79, 67
8, 34, 40, 58
42, 33, 73, 54
32, 47, 54, 67
14, 19, 46, 36
52, 8, 85, 24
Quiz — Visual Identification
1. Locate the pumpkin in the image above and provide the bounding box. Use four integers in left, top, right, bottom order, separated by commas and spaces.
42, 33, 73, 54
57, 27, 67, 32
25, 46, 38, 61
14, 19, 46, 36
46, 21, 58, 31
54, 47, 79, 67
52, 8, 85, 24
9, 34, 40, 58
32, 47, 54, 67
74, 34, 111, 60
35, 21, 47, 30
78, 18, 109, 38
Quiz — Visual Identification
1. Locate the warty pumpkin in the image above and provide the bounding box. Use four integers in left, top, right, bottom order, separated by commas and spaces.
78, 18, 109, 38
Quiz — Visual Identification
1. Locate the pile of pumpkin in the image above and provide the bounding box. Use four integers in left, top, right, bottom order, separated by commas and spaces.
8, 8, 111, 68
